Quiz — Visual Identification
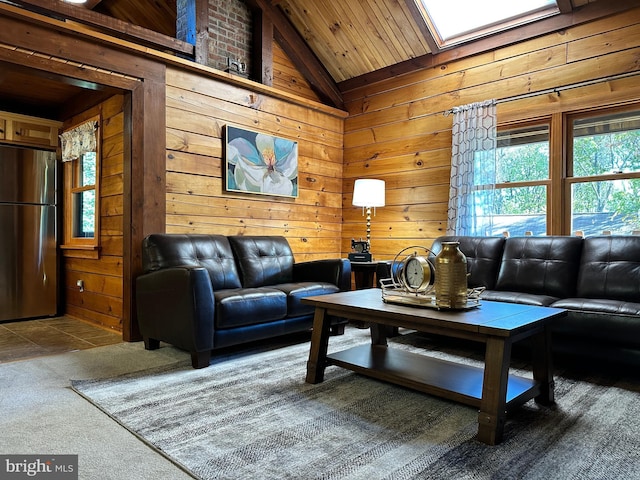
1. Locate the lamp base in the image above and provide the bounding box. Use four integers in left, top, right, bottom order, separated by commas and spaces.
348, 253, 372, 262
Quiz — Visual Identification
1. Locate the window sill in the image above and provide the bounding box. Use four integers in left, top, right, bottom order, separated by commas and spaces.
60, 244, 100, 259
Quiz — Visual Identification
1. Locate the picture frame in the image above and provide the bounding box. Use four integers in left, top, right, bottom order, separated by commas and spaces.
224, 125, 299, 198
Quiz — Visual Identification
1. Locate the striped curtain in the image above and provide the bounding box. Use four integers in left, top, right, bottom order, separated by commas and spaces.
446, 100, 497, 236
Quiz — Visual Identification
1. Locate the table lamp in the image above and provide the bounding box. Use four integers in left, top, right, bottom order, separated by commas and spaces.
351, 179, 385, 261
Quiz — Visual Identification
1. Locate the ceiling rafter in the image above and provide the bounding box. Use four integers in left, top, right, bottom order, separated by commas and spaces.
403, 0, 440, 54
252, 6, 274, 86
245, 0, 343, 109
556, 0, 574, 14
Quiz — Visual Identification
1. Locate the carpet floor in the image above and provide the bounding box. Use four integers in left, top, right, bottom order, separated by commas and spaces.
72, 327, 640, 480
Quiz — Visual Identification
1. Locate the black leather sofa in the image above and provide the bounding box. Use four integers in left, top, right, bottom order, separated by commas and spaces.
379, 235, 640, 367
136, 234, 351, 368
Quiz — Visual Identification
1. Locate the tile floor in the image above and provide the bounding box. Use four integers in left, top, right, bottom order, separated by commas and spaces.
0, 316, 122, 364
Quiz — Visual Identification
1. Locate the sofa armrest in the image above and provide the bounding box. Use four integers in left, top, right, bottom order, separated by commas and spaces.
136, 266, 215, 354
293, 259, 352, 291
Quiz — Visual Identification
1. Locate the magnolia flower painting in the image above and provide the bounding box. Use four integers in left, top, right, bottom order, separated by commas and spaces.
225, 125, 299, 198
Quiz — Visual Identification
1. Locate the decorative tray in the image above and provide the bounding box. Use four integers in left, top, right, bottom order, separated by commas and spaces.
380, 280, 484, 311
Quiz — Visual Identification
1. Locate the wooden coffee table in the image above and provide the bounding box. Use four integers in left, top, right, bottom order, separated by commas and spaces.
303, 288, 567, 445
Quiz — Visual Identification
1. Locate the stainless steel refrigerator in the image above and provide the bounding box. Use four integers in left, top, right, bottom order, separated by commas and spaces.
0, 144, 58, 321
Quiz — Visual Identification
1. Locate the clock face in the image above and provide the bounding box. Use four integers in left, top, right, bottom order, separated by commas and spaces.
403, 255, 431, 292
405, 258, 424, 287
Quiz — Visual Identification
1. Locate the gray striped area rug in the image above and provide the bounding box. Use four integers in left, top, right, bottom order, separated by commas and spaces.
72, 327, 640, 480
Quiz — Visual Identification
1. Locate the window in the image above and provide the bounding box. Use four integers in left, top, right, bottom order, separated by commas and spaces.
72, 152, 97, 238
415, 0, 559, 48
476, 105, 640, 237
472, 123, 550, 236
61, 118, 100, 257
567, 108, 640, 236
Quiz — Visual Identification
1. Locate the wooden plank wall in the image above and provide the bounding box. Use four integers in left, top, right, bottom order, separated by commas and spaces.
64, 94, 125, 330
165, 66, 345, 261
272, 41, 320, 103
342, 7, 640, 261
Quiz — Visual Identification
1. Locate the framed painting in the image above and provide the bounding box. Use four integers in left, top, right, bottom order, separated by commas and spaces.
224, 125, 299, 198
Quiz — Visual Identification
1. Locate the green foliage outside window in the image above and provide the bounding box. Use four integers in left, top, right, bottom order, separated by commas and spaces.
571, 112, 640, 234
494, 141, 549, 215
74, 152, 96, 238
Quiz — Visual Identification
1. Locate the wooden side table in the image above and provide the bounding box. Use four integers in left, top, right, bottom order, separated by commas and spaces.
350, 261, 380, 290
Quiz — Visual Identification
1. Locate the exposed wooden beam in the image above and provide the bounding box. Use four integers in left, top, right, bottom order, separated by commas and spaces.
83, 0, 103, 9
339, 0, 640, 93
8, 0, 194, 56
403, 0, 439, 54
252, 7, 274, 86
245, 0, 343, 109
556, 0, 573, 14
194, 0, 208, 65
176, 0, 208, 64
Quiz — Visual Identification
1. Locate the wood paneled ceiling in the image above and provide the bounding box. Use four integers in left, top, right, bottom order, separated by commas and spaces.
278, 0, 432, 83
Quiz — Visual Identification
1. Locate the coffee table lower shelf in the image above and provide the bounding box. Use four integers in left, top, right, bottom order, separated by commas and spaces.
327, 344, 540, 409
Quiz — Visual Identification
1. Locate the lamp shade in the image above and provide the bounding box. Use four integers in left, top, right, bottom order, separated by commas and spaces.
352, 179, 385, 207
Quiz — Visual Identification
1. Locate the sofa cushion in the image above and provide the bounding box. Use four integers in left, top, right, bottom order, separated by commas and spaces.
495, 236, 583, 298
274, 282, 341, 317
551, 298, 640, 316
214, 288, 287, 329
576, 235, 640, 302
431, 236, 505, 289
480, 290, 558, 306
142, 234, 241, 290
229, 236, 294, 288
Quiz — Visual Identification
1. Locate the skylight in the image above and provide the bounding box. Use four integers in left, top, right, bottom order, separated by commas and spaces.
417, 0, 560, 48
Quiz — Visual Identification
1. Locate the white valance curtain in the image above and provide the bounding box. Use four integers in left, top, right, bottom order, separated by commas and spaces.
59, 120, 98, 162
446, 100, 497, 236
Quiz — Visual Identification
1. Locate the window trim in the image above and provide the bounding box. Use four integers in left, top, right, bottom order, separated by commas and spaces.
60, 115, 101, 259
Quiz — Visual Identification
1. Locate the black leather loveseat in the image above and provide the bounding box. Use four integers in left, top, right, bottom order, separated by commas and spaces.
136, 234, 351, 368
379, 235, 640, 367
